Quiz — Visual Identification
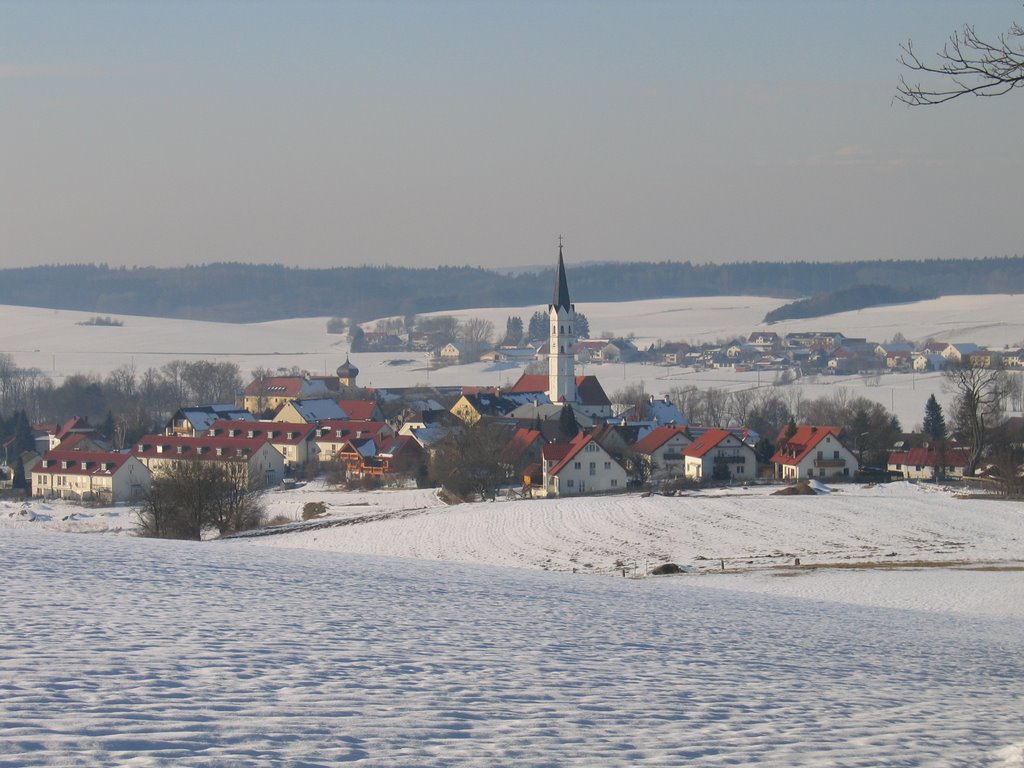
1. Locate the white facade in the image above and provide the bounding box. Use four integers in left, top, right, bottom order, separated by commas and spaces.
33, 455, 151, 504
546, 439, 627, 497
683, 434, 756, 481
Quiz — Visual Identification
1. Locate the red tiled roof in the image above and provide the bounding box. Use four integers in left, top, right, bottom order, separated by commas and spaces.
243, 377, 308, 397
34, 450, 135, 477
633, 426, 690, 456
890, 446, 968, 468
206, 420, 317, 445
547, 434, 595, 476
55, 416, 93, 439
501, 428, 542, 463
541, 442, 574, 464
337, 400, 378, 421
313, 420, 392, 441
770, 425, 844, 465
507, 374, 611, 406
682, 429, 733, 458
133, 434, 269, 462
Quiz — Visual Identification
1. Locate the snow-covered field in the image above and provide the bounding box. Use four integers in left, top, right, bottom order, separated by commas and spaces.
3, 482, 1024, 765
2, 292, 1022, 428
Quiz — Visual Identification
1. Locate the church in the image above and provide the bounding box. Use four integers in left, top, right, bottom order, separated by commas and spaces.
507, 244, 613, 420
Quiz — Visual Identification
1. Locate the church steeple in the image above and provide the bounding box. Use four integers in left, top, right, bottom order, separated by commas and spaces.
548, 237, 577, 405
551, 242, 572, 313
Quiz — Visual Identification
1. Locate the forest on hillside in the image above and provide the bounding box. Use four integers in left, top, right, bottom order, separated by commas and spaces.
0, 256, 1020, 323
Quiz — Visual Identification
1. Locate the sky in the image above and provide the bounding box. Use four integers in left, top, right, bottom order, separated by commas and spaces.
2, 1, 1023, 270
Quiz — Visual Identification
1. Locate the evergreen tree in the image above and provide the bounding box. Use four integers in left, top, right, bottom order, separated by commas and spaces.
783, 417, 798, 441
558, 403, 579, 440
101, 410, 116, 441
527, 311, 548, 342
573, 311, 590, 339
923, 394, 947, 441
754, 436, 775, 466
502, 316, 524, 346
14, 411, 34, 455
12, 456, 26, 490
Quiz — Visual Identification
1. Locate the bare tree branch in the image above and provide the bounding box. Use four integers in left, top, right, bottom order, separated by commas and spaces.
897, 20, 1024, 105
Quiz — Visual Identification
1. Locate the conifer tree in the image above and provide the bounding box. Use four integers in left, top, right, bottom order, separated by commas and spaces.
923, 394, 947, 441
558, 403, 579, 440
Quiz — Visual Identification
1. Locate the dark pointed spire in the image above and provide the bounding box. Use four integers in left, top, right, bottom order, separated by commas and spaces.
551, 240, 571, 312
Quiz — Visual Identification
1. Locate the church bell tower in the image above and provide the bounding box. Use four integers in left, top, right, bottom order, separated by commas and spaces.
548, 240, 577, 404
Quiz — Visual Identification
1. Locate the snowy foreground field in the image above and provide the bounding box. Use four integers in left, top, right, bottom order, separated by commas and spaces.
3, 483, 1024, 766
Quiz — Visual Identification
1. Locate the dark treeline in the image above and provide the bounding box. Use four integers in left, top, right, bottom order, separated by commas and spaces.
0, 256, 1021, 323
763, 284, 933, 323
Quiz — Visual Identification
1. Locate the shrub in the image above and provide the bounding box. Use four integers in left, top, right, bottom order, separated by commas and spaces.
302, 501, 327, 520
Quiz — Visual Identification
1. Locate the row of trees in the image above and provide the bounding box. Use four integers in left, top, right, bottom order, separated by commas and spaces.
0, 354, 243, 447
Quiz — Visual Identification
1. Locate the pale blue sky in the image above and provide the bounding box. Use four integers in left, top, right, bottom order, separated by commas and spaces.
2, 1, 1022, 269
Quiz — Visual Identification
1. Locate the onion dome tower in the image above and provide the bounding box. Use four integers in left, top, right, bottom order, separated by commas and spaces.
336, 355, 359, 387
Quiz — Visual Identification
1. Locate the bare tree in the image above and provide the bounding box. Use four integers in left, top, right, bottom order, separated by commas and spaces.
898, 17, 1024, 105
137, 460, 265, 540
460, 317, 494, 361
945, 363, 1010, 475
428, 422, 509, 500
727, 388, 755, 427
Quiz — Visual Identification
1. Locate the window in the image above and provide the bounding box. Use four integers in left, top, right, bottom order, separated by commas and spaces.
816, 451, 823, 459
611, 479, 618, 487
833, 450, 839, 459
604, 462, 611, 470
589, 462, 596, 476
567, 479, 575, 488
574, 462, 581, 470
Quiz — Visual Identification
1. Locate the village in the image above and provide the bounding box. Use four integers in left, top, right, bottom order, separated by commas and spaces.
2, 248, 1021, 515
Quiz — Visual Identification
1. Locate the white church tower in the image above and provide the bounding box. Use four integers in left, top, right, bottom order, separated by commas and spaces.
548, 241, 577, 404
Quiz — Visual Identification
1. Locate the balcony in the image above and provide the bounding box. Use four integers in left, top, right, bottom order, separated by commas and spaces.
713, 455, 747, 465
814, 459, 846, 468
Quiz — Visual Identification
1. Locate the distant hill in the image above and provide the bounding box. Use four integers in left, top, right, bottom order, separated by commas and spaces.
0, 257, 1020, 323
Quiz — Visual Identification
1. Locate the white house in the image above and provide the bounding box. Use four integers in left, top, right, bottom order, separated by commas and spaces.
542, 434, 627, 497
32, 451, 150, 504
887, 445, 969, 480
133, 435, 285, 490
632, 426, 692, 480
682, 428, 756, 482
771, 425, 859, 481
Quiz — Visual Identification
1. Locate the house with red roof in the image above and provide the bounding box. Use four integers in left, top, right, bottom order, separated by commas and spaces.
499, 428, 544, 477
632, 426, 692, 480
336, 399, 384, 422
32, 450, 150, 504
313, 420, 395, 463
887, 444, 969, 480
45, 416, 106, 452
242, 375, 334, 415
540, 433, 627, 497
770, 425, 858, 481
682, 428, 756, 482
132, 433, 285, 489
206, 420, 317, 471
